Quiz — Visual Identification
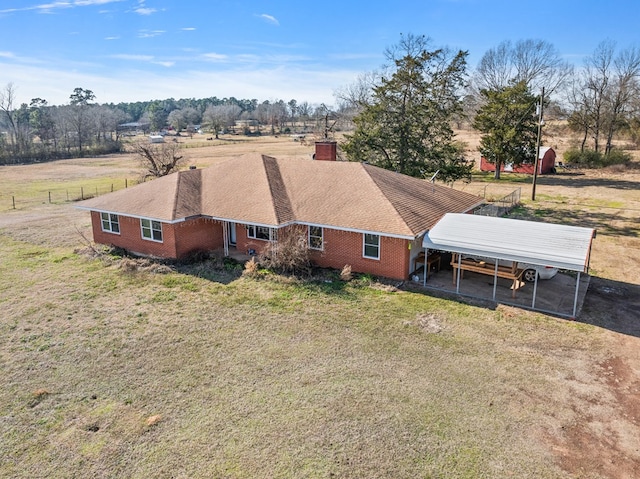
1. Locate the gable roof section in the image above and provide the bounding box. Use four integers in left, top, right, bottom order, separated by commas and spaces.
77, 170, 196, 221
78, 153, 483, 238
198, 154, 284, 225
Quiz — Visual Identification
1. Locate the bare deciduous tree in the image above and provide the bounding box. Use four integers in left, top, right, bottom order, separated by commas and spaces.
472, 39, 572, 96
133, 140, 186, 178
202, 104, 241, 138
567, 41, 640, 153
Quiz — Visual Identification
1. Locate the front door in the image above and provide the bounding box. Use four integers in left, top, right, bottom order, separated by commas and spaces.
228, 222, 237, 245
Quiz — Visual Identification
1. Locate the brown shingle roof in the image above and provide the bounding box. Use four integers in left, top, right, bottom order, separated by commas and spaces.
78, 153, 483, 237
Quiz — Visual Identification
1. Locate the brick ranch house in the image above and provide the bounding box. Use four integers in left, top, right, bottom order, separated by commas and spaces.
77, 142, 483, 280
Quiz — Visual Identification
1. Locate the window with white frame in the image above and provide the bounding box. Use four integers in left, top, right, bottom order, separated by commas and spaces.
247, 224, 274, 241
363, 233, 380, 259
309, 226, 323, 250
100, 212, 120, 234
141, 218, 163, 242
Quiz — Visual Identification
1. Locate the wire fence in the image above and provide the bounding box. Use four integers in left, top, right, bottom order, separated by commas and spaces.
1, 178, 142, 212
474, 187, 522, 217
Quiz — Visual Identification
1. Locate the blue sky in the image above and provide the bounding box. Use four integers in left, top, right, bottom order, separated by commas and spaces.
0, 0, 638, 107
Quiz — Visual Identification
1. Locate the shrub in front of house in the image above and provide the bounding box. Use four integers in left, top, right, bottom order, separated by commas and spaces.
258, 226, 311, 276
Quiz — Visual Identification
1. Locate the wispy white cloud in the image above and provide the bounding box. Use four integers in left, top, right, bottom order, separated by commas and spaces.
0, 0, 124, 15
0, 51, 46, 64
104, 36, 120, 40
133, 0, 156, 15
138, 29, 165, 38
0, 58, 350, 105
329, 52, 381, 61
202, 52, 228, 62
0, 58, 349, 106
181, 27, 196, 31
201, 52, 309, 65
153, 61, 175, 67
258, 13, 279, 26
110, 53, 154, 61
135, 7, 156, 15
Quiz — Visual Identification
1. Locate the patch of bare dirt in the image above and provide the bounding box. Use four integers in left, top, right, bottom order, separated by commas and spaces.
543, 277, 640, 479
547, 335, 640, 479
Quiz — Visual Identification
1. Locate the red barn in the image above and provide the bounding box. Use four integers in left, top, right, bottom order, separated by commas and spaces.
481, 147, 556, 174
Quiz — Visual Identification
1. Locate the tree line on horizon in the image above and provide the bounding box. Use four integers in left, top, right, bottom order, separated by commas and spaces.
1, 35, 639, 178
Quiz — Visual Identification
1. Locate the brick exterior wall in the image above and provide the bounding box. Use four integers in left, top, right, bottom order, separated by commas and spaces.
234, 223, 272, 256
314, 141, 337, 161
90, 213, 411, 279
90, 212, 224, 259
174, 218, 224, 257
309, 227, 410, 280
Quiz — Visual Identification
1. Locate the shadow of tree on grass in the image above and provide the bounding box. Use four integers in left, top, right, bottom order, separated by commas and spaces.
536, 171, 640, 191
579, 277, 640, 338
509, 205, 639, 238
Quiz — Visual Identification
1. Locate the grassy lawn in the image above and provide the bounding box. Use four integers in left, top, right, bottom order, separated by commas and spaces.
0, 234, 605, 478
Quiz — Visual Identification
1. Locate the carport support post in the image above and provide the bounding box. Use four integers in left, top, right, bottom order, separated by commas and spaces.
492, 261, 498, 300
455, 253, 462, 294
572, 272, 581, 318
531, 272, 539, 309
422, 247, 428, 287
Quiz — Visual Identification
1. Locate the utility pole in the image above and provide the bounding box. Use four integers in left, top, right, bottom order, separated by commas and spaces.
531, 87, 544, 201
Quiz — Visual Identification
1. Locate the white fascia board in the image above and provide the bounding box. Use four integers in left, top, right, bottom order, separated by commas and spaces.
74, 206, 186, 224
295, 221, 415, 240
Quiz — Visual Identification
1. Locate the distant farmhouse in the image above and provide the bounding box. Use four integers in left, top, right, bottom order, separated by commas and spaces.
117, 121, 151, 136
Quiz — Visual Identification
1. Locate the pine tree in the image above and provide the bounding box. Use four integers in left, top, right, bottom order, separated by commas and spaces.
342, 35, 472, 183
473, 81, 538, 179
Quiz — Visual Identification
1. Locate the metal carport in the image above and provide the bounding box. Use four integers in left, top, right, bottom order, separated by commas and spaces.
421, 213, 596, 318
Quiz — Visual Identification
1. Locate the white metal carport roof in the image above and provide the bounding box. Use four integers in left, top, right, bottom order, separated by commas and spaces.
422, 213, 595, 272
421, 213, 596, 318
